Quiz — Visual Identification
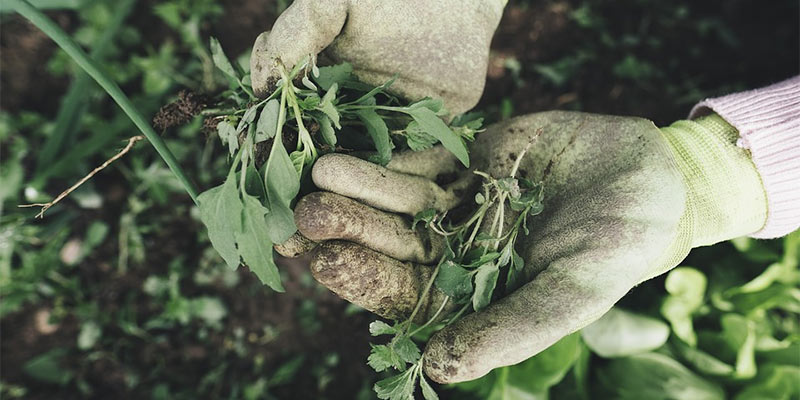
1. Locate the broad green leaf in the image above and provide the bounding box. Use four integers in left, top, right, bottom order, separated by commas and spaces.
255, 99, 279, 143
435, 261, 473, 301
598, 352, 724, 400
661, 267, 707, 346
209, 37, 238, 80
374, 366, 417, 400
356, 108, 393, 165
23, 348, 73, 385
237, 104, 259, 132
235, 194, 284, 291
473, 262, 499, 311
581, 307, 670, 357
405, 107, 469, 167
506, 333, 582, 393
263, 133, 299, 243
198, 170, 243, 269
314, 63, 353, 91
318, 114, 337, 147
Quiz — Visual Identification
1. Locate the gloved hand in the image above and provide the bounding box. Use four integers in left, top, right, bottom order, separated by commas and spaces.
282, 110, 768, 383
250, 0, 505, 115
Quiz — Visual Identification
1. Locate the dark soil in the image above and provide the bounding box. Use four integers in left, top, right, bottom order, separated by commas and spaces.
1, 0, 797, 399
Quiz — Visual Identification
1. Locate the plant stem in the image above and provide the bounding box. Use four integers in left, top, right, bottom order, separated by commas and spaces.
10, 0, 199, 203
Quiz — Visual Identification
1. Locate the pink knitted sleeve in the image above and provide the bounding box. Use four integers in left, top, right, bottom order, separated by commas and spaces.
689, 75, 800, 239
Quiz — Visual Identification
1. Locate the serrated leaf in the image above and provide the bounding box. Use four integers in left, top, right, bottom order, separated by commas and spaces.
435, 261, 473, 301
405, 107, 469, 167
198, 170, 243, 269
235, 194, 284, 291
405, 120, 438, 151
263, 133, 299, 243
368, 344, 405, 372
256, 99, 279, 143
393, 336, 421, 364
315, 63, 353, 91
356, 108, 393, 165
473, 262, 499, 311
370, 321, 397, 336
374, 367, 417, 400
209, 37, 238, 80
419, 374, 439, 400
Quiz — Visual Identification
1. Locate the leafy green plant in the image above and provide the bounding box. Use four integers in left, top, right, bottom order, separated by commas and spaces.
366, 139, 545, 399
198, 39, 480, 291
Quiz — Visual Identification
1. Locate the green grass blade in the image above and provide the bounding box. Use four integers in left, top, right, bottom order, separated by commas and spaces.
9, 0, 199, 203
35, 0, 138, 174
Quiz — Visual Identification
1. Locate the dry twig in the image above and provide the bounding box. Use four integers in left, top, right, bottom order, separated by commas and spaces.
19, 135, 145, 218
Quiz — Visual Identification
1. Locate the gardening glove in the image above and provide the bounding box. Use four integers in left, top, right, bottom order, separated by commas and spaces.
250, 0, 505, 115
286, 110, 767, 383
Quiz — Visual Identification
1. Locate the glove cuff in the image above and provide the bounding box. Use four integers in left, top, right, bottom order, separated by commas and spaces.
659, 114, 767, 247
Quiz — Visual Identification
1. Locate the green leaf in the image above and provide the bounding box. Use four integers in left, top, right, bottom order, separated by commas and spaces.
315, 63, 353, 91
435, 261, 473, 301
356, 108, 393, 166
407, 97, 444, 114
661, 267, 707, 346
318, 114, 337, 147
720, 314, 757, 379
368, 344, 405, 372
374, 366, 417, 400
598, 352, 724, 400
317, 82, 341, 128
216, 120, 239, 156
581, 307, 670, 357
255, 99, 279, 143
473, 262, 499, 311
405, 107, 469, 167
673, 341, 734, 376
393, 336, 421, 364
235, 194, 284, 291
735, 364, 800, 400
353, 76, 396, 105
77, 321, 102, 350
198, 170, 243, 269
419, 374, 439, 400
370, 321, 397, 336
412, 208, 437, 230
263, 133, 300, 243
209, 37, 238, 80
23, 348, 73, 385
405, 120, 438, 152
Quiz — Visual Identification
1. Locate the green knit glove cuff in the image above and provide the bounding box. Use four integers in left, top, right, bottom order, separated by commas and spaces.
660, 114, 768, 248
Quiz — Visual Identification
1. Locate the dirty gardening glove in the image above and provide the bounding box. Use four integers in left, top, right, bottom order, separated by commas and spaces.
250, 0, 505, 115
285, 111, 767, 383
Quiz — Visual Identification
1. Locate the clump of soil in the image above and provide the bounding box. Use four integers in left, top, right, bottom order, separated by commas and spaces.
152, 90, 208, 131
